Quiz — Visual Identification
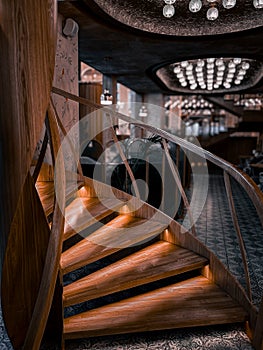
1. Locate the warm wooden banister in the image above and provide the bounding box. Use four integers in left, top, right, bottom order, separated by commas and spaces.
52, 86, 263, 228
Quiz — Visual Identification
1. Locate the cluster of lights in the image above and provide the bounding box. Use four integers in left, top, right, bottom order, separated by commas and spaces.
180, 97, 215, 116
163, 0, 263, 21
234, 96, 263, 108
172, 58, 251, 91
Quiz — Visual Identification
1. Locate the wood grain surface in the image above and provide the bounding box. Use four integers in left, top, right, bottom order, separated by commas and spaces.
64, 275, 247, 339
61, 214, 166, 274
63, 241, 208, 307
1, 174, 51, 348
0, 0, 56, 278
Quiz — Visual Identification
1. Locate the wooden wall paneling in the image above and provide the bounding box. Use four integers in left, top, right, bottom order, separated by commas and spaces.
22, 102, 66, 349
0, 0, 56, 278
1, 174, 51, 349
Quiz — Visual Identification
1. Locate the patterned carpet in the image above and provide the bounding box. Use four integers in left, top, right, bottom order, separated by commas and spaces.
1, 173, 262, 349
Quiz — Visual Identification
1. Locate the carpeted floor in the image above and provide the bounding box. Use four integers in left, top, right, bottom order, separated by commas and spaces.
1, 173, 262, 349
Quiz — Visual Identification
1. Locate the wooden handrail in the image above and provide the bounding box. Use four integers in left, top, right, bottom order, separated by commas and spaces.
224, 171, 252, 301
51, 86, 263, 228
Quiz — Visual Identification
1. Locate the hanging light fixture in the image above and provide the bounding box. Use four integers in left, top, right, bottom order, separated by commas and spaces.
100, 88, 113, 105
163, 0, 263, 21
100, 57, 113, 105
171, 57, 252, 92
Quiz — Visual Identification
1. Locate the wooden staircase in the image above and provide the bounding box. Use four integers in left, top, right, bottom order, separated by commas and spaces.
37, 179, 248, 347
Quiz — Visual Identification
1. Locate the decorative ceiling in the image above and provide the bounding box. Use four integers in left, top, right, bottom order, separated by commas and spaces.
86, 0, 263, 36
58, 1, 263, 95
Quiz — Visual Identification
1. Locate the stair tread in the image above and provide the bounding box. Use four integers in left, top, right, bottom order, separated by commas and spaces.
63, 241, 208, 307
36, 181, 83, 216
60, 215, 167, 275
64, 197, 125, 241
64, 275, 247, 339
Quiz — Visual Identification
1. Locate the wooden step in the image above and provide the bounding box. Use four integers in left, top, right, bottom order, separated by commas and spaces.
64, 197, 126, 241
36, 181, 83, 217
63, 241, 208, 307
64, 276, 247, 339
60, 215, 167, 275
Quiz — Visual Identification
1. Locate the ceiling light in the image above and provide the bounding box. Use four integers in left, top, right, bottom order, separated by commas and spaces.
253, 0, 263, 8
173, 66, 181, 74
163, 4, 175, 17
222, 0, 236, 9
100, 89, 113, 105
206, 7, 219, 21
242, 62, 250, 70
170, 57, 253, 92
163, 1, 263, 21
233, 58, 242, 64
189, 0, 203, 12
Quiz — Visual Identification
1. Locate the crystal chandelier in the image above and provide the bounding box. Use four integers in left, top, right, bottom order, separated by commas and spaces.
163, 0, 263, 21
172, 58, 251, 91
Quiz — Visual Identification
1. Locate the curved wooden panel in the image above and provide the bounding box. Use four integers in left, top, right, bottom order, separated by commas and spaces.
0, 0, 56, 277
1, 174, 51, 349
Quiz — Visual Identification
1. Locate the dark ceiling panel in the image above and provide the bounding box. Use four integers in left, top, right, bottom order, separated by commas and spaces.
58, 1, 263, 94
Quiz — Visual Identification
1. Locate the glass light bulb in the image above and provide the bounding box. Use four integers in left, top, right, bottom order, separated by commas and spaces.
189, 0, 202, 12
218, 65, 226, 71
181, 61, 189, 68
186, 64, 193, 70
181, 81, 188, 87
164, 0, 176, 4
234, 79, 241, 84
207, 7, 219, 20
190, 84, 197, 89
216, 58, 224, 66
173, 66, 181, 74
238, 69, 246, 75
197, 59, 205, 67
242, 62, 250, 70
233, 58, 242, 64
222, 0, 236, 9
223, 82, 231, 88
201, 84, 207, 89
177, 72, 184, 78
253, 0, 263, 8
228, 61, 236, 68
163, 5, 175, 17
214, 84, 219, 88
196, 66, 203, 72
207, 58, 215, 63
